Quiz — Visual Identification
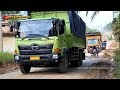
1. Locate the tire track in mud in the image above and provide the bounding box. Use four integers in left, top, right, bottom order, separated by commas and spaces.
0, 57, 103, 79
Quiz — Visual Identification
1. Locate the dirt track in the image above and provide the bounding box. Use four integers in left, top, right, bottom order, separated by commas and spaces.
0, 53, 114, 79
0, 57, 102, 79
0, 40, 117, 79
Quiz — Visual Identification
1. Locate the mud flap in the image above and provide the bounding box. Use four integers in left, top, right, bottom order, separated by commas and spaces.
82, 52, 85, 60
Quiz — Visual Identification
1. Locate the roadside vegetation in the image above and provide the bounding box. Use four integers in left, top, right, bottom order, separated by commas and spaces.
86, 27, 98, 32
112, 12, 120, 79
0, 52, 14, 66
0, 52, 19, 74
113, 49, 120, 78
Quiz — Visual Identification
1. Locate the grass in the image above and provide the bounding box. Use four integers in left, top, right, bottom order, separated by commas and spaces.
0, 52, 14, 66
108, 36, 113, 40
113, 48, 120, 79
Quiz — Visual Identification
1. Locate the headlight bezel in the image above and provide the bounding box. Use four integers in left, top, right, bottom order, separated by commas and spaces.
52, 54, 59, 59
14, 56, 19, 60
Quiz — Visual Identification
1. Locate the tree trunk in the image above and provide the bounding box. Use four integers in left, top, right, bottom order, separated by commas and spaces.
119, 34, 120, 49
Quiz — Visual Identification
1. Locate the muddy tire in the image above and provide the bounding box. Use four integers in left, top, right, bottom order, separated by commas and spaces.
70, 51, 83, 67
19, 64, 31, 74
58, 52, 69, 73
78, 51, 83, 66
102, 47, 106, 50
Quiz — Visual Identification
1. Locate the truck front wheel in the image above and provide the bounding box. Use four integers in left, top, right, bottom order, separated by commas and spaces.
58, 52, 69, 73
19, 64, 31, 74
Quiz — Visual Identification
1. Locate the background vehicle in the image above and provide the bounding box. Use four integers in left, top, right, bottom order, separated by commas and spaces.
86, 32, 102, 54
102, 41, 107, 50
9, 11, 86, 74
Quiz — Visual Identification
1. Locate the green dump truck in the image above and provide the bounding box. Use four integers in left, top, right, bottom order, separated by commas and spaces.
9, 11, 86, 74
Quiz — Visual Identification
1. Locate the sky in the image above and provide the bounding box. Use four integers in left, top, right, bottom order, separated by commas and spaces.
78, 11, 113, 31
19, 11, 114, 31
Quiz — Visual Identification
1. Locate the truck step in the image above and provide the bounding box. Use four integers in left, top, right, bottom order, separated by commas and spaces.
71, 52, 78, 54
71, 55, 79, 58
71, 58, 79, 61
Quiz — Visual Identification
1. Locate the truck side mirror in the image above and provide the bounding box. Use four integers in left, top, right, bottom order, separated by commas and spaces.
61, 20, 65, 26
10, 22, 20, 32
10, 25, 13, 32
59, 20, 65, 26
59, 20, 65, 35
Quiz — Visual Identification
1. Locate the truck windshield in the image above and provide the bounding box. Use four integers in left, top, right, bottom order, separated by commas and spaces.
88, 39, 98, 44
19, 19, 53, 38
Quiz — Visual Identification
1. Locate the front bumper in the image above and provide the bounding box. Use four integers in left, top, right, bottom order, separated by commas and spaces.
14, 53, 61, 66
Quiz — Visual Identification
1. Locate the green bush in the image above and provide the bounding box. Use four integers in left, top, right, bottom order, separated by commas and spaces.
113, 49, 120, 62
0, 52, 14, 65
113, 49, 120, 78
108, 36, 113, 40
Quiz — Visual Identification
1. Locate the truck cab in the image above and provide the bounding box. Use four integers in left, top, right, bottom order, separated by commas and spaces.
13, 18, 67, 73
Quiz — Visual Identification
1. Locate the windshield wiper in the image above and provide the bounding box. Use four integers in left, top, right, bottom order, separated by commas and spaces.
28, 34, 50, 39
22, 34, 49, 40
28, 34, 45, 37
22, 36, 28, 40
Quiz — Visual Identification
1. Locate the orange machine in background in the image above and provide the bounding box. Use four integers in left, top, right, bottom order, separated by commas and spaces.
86, 32, 102, 54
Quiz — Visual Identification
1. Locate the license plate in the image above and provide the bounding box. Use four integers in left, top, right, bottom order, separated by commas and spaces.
30, 56, 40, 60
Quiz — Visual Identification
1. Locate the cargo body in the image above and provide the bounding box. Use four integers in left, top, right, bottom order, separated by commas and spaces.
86, 32, 102, 54
13, 11, 86, 73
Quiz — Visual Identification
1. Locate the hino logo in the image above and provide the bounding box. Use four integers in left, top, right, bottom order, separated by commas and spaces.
31, 44, 39, 50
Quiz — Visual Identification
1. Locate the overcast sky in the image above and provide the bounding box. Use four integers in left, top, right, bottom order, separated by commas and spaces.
78, 11, 113, 30
20, 11, 114, 31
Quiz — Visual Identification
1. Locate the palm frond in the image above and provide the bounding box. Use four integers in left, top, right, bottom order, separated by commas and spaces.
91, 11, 99, 22
86, 11, 88, 16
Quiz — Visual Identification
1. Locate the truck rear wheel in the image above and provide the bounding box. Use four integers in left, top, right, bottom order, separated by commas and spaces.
19, 64, 31, 74
79, 52, 83, 66
70, 50, 83, 67
102, 47, 106, 50
58, 52, 69, 73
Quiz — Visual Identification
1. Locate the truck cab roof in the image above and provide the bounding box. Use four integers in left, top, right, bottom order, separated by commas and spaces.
86, 32, 101, 36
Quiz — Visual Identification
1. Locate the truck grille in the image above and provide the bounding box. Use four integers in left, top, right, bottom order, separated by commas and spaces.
18, 44, 53, 55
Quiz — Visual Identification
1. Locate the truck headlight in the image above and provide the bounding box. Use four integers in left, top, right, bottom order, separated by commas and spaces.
52, 54, 58, 59
15, 56, 19, 60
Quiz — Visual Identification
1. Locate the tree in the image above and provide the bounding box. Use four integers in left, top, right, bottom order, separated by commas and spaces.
112, 12, 120, 48
1, 11, 19, 19
86, 11, 99, 21
86, 27, 98, 32
103, 22, 112, 32
1, 11, 20, 27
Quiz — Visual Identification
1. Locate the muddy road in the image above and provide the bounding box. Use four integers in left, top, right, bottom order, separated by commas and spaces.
0, 58, 100, 79
0, 55, 112, 79
0, 40, 116, 79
